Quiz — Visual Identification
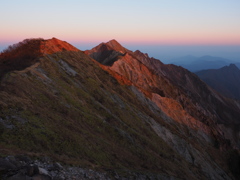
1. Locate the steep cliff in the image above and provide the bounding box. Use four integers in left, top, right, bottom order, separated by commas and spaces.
87, 39, 240, 179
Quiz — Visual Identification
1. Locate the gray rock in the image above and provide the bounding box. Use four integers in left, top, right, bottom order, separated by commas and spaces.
6, 156, 22, 168
40, 156, 51, 164
6, 173, 31, 180
15, 155, 32, 163
52, 174, 65, 180
32, 174, 52, 180
54, 163, 63, 171
0, 158, 16, 170
59, 59, 77, 76
48, 162, 63, 171
26, 165, 39, 176
38, 167, 49, 176
0, 155, 179, 180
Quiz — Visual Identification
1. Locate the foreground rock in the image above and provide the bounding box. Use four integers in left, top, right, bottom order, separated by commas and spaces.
0, 155, 175, 180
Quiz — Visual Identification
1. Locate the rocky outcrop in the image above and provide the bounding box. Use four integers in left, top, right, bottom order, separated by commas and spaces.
85, 39, 129, 66
87, 39, 240, 179
87, 40, 240, 148
0, 155, 178, 180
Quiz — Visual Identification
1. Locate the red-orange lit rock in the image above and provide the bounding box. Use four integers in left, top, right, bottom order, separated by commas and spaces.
87, 39, 240, 151
40, 37, 79, 54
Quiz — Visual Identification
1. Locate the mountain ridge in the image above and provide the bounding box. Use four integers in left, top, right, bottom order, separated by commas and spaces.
0, 38, 240, 179
87, 40, 240, 124
0, 37, 79, 78
170, 55, 237, 72
86, 39, 240, 179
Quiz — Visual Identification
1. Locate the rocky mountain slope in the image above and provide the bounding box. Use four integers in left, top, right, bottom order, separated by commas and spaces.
196, 64, 240, 100
87, 39, 240, 179
87, 39, 240, 127
0, 38, 240, 179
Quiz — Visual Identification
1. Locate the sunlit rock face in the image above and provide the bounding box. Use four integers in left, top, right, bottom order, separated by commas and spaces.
0, 38, 79, 77
0, 38, 240, 179
40, 37, 79, 54
87, 40, 240, 177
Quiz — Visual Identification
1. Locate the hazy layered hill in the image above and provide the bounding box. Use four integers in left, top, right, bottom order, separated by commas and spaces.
196, 64, 240, 99
170, 55, 237, 72
0, 38, 240, 179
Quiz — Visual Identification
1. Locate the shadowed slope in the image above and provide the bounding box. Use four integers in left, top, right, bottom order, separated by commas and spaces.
88, 39, 240, 179
87, 40, 240, 126
85, 39, 129, 66
196, 64, 240, 99
0, 38, 43, 78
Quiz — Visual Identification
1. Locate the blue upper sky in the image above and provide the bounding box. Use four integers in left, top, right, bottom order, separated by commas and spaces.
1, 0, 240, 62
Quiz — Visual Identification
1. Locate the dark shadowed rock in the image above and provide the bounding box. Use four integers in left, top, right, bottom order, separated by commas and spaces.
15, 155, 32, 163
26, 165, 39, 176
6, 173, 31, 180
0, 158, 17, 170
196, 64, 240, 99
32, 174, 52, 180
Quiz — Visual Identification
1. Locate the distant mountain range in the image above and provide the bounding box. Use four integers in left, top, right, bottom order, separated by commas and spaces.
170, 55, 240, 72
196, 64, 240, 100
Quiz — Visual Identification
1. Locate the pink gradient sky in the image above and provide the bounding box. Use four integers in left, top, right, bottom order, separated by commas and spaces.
1, 0, 240, 61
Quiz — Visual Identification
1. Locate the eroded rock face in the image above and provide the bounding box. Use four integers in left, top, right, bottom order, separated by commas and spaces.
85, 39, 129, 66
1, 38, 240, 179
132, 50, 240, 150
87, 39, 240, 149
87, 39, 240, 179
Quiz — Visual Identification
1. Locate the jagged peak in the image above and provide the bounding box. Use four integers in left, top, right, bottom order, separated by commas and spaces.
134, 50, 150, 59
86, 39, 126, 54
229, 63, 238, 69
220, 63, 239, 71
106, 39, 121, 47
104, 39, 127, 53
87, 40, 163, 68
85, 39, 130, 66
